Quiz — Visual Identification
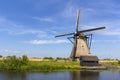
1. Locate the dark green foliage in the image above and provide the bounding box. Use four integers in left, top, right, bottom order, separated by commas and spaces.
0, 55, 2, 58
56, 57, 70, 61
1, 55, 29, 70
43, 57, 54, 60
118, 60, 120, 65
21, 55, 29, 65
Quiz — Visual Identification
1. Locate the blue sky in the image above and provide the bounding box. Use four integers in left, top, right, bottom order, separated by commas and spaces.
0, 0, 120, 59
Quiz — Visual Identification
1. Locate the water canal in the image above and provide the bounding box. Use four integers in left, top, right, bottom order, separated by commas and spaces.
0, 70, 120, 80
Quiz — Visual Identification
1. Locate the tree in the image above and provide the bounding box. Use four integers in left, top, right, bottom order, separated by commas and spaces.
0, 55, 2, 58
118, 60, 120, 65
2, 55, 29, 70
22, 55, 29, 65
43, 57, 54, 60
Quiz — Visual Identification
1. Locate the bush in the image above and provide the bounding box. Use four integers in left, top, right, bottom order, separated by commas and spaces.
43, 57, 54, 60
0, 55, 2, 58
21, 55, 29, 65
56, 57, 70, 61
2, 55, 29, 70
118, 60, 120, 65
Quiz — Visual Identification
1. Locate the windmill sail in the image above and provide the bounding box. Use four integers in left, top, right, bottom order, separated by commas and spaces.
55, 27, 105, 37
78, 27, 105, 33
76, 10, 80, 32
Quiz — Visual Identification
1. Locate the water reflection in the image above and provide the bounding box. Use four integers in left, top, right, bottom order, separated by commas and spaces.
0, 71, 26, 80
0, 70, 120, 80
26, 71, 70, 80
70, 71, 99, 80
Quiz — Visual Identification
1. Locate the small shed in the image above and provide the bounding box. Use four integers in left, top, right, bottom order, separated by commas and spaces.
80, 56, 99, 66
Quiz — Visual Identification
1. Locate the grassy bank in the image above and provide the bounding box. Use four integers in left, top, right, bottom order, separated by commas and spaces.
0, 56, 120, 71
0, 61, 80, 71
28, 61, 80, 71
100, 60, 120, 66
0, 56, 80, 71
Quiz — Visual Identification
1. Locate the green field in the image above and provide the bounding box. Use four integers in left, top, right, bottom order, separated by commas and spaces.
0, 56, 80, 71
0, 55, 120, 71
0, 61, 80, 71
28, 61, 80, 71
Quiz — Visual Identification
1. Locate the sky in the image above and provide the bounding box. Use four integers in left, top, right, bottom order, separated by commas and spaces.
0, 0, 120, 59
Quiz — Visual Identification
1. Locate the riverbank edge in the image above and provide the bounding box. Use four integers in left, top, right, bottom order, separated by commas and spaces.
0, 60, 120, 71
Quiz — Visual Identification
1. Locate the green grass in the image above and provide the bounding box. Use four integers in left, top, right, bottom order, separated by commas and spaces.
0, 60, 80, 71
0, 55, 80, 71
107, 62, 120, 66
101, 60, 120, 66
3, 56, 120, 71
28, 61, 80, 71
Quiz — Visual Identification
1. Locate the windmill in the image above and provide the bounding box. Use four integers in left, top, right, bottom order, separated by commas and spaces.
55, 10, 105, 63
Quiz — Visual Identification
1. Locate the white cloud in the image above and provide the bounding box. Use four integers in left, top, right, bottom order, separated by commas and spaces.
61, 1, 79, 18
32, 17, 54, 22
62, 6, 77, 17
0, 17, 50, 38
81, 18, 120, 36
103, 31, 120, 36
26, 39, 69, 45
0, 49, 21, 54
93, 40, 120, 43
0, 49, 30, 57
10, 29, 48, 38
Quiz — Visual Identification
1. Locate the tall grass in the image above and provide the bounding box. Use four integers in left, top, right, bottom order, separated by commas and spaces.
28, 61, 80, 71
0, 55, 29, 70
0, 56, 80, 71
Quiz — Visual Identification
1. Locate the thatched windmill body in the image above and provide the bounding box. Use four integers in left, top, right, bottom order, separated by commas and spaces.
55, 10, 105, 62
